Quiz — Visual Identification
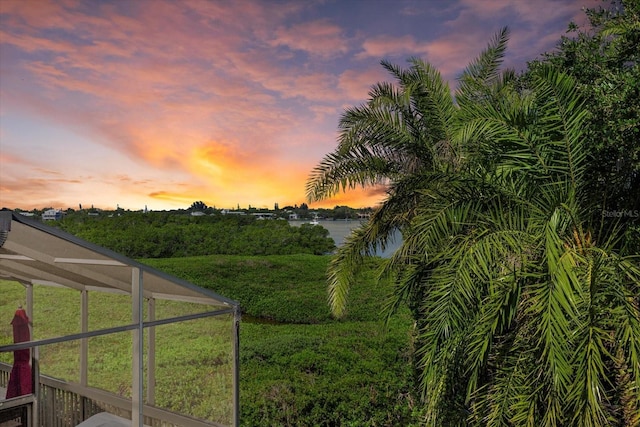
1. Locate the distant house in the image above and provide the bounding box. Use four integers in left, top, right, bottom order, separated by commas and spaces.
221, 210, 246, 216
190, 211, 206, 216
252, 213, 274, 220
42, 209, 63, 221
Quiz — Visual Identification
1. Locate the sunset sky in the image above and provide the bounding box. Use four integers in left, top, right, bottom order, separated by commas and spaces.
0, 0, 599, 211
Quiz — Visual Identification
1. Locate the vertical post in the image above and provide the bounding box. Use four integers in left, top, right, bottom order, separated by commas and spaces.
80, 289, 88, 387
132, 268, 144, 427
147, 297, 155, 405
233, 306, 241, 427
26, 283, 38, 427
25, 284, 33, 320
32, 346, 39, 427
80, 289, 89, 420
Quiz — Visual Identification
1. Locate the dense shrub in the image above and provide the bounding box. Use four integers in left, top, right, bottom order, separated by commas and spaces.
145, 254, 418, 426
56, 211, 335, 257
145, 255, 395, 324
240, 321, 416, 427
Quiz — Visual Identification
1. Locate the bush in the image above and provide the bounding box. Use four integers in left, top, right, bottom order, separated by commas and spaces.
56, 211, 335, 257
143, 254, 419, 426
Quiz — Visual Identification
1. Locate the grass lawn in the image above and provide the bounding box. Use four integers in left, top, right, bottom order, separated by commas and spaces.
1, 254, 417, 426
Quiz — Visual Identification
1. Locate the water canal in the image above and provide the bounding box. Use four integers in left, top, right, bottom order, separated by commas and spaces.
289, 219, 402, 258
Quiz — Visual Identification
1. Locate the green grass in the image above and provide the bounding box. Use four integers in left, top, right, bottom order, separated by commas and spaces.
144, 254, 396, 323
0, 282, 235, 425
240, 319, 416, 426
1, 254, 417, 426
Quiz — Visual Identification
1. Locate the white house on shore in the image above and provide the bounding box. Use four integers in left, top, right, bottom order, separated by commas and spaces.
220, 210, 246, 216
41, 209, 63, 221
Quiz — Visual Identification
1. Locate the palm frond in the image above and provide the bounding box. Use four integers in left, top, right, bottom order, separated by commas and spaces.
327, 184, 418, 317
456, 26, 511, 107
307, 58, 459, 202
326, 227, 368, 318
305, 148, 391, 202
530, 65, 589, 190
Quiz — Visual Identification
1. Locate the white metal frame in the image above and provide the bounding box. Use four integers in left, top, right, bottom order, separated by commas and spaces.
0, 210, 241, 426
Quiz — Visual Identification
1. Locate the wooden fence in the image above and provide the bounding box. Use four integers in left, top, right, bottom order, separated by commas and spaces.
0, 363, 225, 427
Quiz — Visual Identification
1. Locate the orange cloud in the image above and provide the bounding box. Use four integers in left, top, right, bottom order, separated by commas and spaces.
309, 186, 388, 209
1, 0, 599, 212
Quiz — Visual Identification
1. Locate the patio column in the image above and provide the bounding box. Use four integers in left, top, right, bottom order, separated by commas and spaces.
132, 268, 144, 427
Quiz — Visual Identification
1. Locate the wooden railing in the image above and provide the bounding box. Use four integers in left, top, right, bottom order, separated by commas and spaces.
0, 363, 226, 427
0, 366, 9, 390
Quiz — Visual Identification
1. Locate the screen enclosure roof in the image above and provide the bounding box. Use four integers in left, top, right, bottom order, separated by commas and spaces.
0, 209, 238, 308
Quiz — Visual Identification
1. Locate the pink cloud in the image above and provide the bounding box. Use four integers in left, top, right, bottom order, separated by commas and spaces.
271, 19, 350, 59
1, 0, 602, 211
353, 0, 602, 84
357, 34, 429, 60
0, 151, 29, 166
338, 66, 390, 102
355, 33, 477, 84
440, 0, 603, 75
459, 0, 598, 23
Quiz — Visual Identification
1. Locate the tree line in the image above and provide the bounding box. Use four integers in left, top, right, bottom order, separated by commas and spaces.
55, 210, 336, 257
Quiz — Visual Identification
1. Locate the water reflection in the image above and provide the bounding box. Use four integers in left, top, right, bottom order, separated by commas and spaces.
289, 220, 401, 258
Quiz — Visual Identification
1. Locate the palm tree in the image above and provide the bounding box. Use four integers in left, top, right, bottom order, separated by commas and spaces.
401, 66, 639, 426
307, 28, 511, 318
307, 29, 640, 426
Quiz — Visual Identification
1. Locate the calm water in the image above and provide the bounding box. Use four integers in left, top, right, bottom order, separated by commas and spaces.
289, 220, 402, 258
